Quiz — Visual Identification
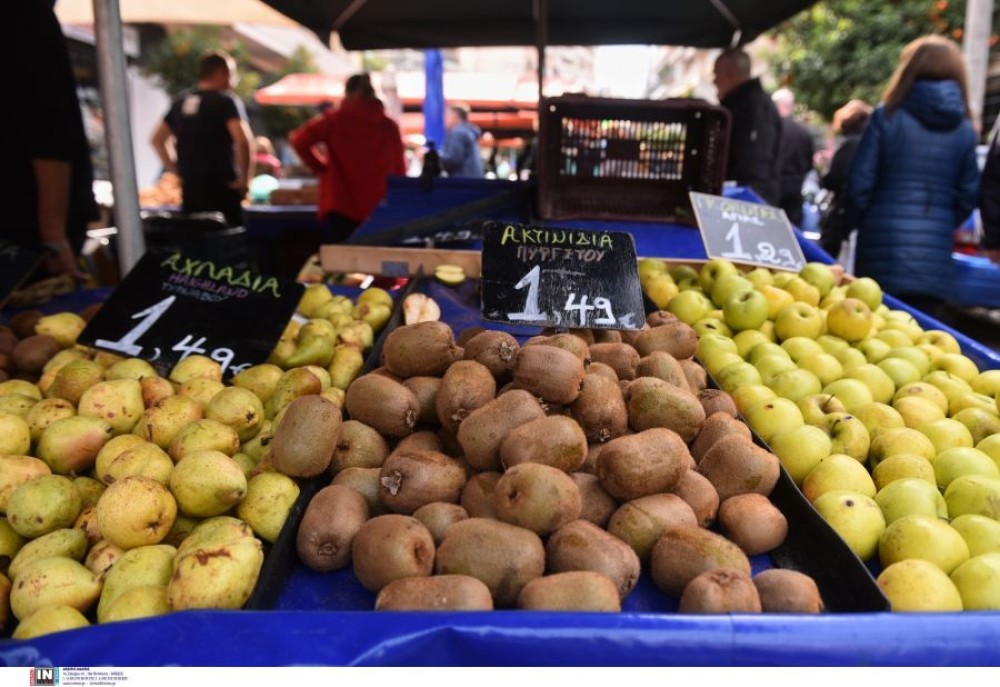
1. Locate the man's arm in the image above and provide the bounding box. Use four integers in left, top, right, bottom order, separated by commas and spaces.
226, 118, 255, 190
438, 130, 464, 174
150, 120, 178, 176
33, 159, 83, 277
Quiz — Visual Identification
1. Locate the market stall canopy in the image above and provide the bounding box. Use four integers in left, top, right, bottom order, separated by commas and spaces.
56, 0, 297, 27
260, 0, 818, 48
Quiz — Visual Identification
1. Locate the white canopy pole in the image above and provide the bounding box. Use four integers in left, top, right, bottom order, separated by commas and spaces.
93, 0, 145, 274
964, 0, 994, 133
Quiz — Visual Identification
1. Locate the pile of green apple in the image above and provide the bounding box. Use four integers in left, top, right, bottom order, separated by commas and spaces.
640, 258, 1000, 612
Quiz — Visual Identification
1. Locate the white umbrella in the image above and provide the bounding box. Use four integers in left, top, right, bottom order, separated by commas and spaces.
56, 0, 296, 26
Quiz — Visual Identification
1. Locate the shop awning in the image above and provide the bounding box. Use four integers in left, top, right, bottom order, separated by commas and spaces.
56, 0, 297, 27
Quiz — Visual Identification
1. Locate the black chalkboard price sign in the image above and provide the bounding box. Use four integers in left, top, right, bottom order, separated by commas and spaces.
480, 222, 645, 330
0, 240, 43, 308
79, 249, 303, 376
690, 192, 807, 272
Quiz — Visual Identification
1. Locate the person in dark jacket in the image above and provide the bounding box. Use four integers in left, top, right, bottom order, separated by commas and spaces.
773, 88, 815, 226
439, 104, 484, 178
714, 49, 782, 205
818, 100, 872, 257
848, 36, 980, 314
979, 115, 1000, 257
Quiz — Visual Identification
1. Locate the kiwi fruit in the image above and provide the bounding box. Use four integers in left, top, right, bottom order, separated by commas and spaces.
351, 514, 435, 592
671, 470, 720, 528
536, 333, 592, 365
646, 311, 680, 328
500, 415, 588, 473
698, 434, 780, 501
633, 321, 698, 359
463, 331, 519, 382
588, 343, 639, 381
619, 324, 648, 347
395, 430, 444, 454
635, 351, 690, 391
592, 330, 623, 344
435, 360, 497, 434
296, 484, 369, 572
10, 311, 43, 339
698, 389, 738, 418
375, 574, 493, 611
678, 568, 762, 614
329, 420, 390, 474
718, 494, 789, 555
650, 526, 752, 597
378, 450, 467, 514
492, 463, 582, 535
542, 327, 595, 345
270, 395, 341, 478
581, 443, 604, 474
680, 359, 708, 393
457, 326, 487, 347
523, 335, 548, 347
345, 374, 420, 439
457, 390, 545, 471
690, 412, 752, 463
587, 362, 619, 382
571, 473, 617, 527
596, 428, 690, 500
460, 472, 502, 519
607, 494, 699, 561
12, 335, 61, 373
0, 328, 17, 355
546, 519, 640, 600
518, 571, 621, 612
513, 346, 586, 405
413, 502, 469, 544
402, 377, 442, 426
435, 518, 545, 607
753, 569, 824, 613
383, 322, 459, 378
570, 373, 629, 444
331, 467, 387, 516
626, 377, 706, 442
370, 366, 404, 382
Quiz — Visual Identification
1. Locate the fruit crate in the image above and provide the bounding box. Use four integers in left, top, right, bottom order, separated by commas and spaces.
538, 96, 730, 225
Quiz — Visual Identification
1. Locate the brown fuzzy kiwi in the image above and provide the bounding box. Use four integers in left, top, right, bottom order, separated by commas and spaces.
588, 343, 639, 380
581, 443, 604, 474
370, 366, 404, 382
435, 518, 545, 607
607, 494, 699, 561
402, 377, 441, 426
492, 463, 582, 535
383, 322, 460, 378
413, 502, 469, 544
518, 571, 621, 611
456, 390, 545, 471
570, 373, 629, 444
698, 389, 738, 418
331, 467, 387, 516
587, 362, 619, 382
680, 359, 708, 393
596, 428, 690, 500
436, 429, 463, 459
513, 346, 586, 405
753, 569, 824, 613
718, 494, 788, 555
395, 431, 444, 454
534, 333, 592, 365
9, 311, 43, 339
271, 395, 341, 478
678, 568, 762, 613
636, 351, 690, 390
633, 321, 698, 359
500, 415, 589, 473
375, 574, 493, 611
12, 335, 61, 373
650, 526, 752, 597
626, 377, 706, 442
296, 484, 370, 572
329, 420, 390, 474
523, 335, 549, 346
345, 374, 419, 439
690, 412, 753, 463
671, 470, 720, 528
619, 324, 648, 347
352, 514, 435, 592
378, 450, 467, 514
592, 329, 623, 344
646, 311, 680, 328
698, 434, 780, 501
435, 360, 497, 434
463, 330, 519, 382
546, 519, 641, 600
543, 328, 595, 345
0, 329, 18, 355
571, 472, 617, 527
457, 326, 487, 347
460, 472, 502, 518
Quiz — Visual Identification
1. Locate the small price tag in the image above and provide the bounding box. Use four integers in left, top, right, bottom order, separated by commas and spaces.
79, 249, 303, 376
690, 192, 807, 272
480, 222, 645, 330
0, 240, 43, 308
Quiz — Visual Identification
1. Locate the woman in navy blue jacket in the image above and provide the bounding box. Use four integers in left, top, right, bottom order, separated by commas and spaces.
849, 36, 980, 314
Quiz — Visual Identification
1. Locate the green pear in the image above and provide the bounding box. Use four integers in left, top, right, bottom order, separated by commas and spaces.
236, 472, 300, 543
46, 359, 104, 406
231, 452, 257, 479
42, 348, 89, 376
952, 408, 1000, 445
100, 585, 170, 623
161, 515, 199, 548
768, 424, 832, 485
877, 559, 963, 611
137, 395, 204, 449
95, 476, 177, 550
879, 515, 969, 574
0, 517, 26, 568
0, 413, 31, 455
328, 345, 365, 391
84, 540, 124, 576
102, 443, 173, 486
872, 453, 937, 490
944, 475, 1000, 520
8, 527, 88, 580
285, 335, 336, 369
12, 605, 90, 638
96, 544, 176, 622
176, 377, 226, 409
812, 490, 885, 560
168, 419, 240, 462
802, 454, 876, 502
874, 478, 948, 526
35, 312, 86, 347
36, 415, 114, 475
0, 380, 43, 401
297, 283, 334, 318
338, 321, 374, 350
10, 557, 101, 620
297, 319, 337, 342
239, 421, 273, 463
950, 552, 1000, 610
231, 364, 283, 404
319, 295, 354, 320
78, 379, 145, 436
6, 475, 81, 538
0, 456, 51, 512
205, 387, 264, 442
140, 377, 174, 408
168, 528, 263, 611
105, 358, 158, 381
302, 365, 332, 390
264, 368, 322, 419
950, 514, 1000, 557
169, 450, 246, 518
168, 355, 222, 384
25, 399, 76, 443
0, 394, 36, 418
933, 447, 999, 490
94, 434, 147, 478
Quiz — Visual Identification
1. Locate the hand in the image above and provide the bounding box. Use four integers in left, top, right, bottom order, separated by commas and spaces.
43, 243, 88, 281
228, 178, 249, 195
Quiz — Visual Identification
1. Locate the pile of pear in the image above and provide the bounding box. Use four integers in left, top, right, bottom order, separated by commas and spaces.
641, 257, 1000, 612
293, 319, 823, 615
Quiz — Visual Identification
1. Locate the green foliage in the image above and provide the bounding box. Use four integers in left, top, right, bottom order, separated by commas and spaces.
144, 26, 260, 100
260, 46, 321, 140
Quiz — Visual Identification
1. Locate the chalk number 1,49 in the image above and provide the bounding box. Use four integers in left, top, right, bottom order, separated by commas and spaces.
508, 265, 618, 327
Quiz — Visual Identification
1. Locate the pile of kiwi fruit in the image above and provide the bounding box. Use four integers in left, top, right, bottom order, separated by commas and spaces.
296, 315, 824, 613
0, 307, 101, 384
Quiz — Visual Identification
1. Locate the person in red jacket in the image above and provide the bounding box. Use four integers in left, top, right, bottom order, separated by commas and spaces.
291, 74, 405, 242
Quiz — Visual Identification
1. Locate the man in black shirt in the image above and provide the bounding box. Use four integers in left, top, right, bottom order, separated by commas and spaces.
151, 51, 254, 226
772, 88, 815, 227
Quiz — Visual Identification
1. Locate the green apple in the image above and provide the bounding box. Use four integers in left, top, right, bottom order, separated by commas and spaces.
638, 258, 668, 279
878, 559, 963, 611
950, 514, 1000, 557
667, 289, 713, 325
697, 332, 739, 362
701, 351, 744, 377
876, 329, 913, 348
820, 412, 871, 463
799, 353, 844, 387
844, 364, 896, 405
759, 284, 796, 319
826, 298, 872, 343
917, 343, 947, 364
744, 397, 805, 442
730, 384, 777, 415
669, 264, 699, 283
711, 274, 753, 308
803, 453, 876, 501
774, 302, 823, 342
644, 274, 679, 309
877, 358, 922, 390
780, 337, 825, 363
798, 393, 848, 426
699, 258, 740, 293
893, 395, 946, 429
918, 418, 974, 454
950, 552, 1000, 610
846, 277, 883, 311
758, 320, 777, 343
722, 289, 769, 331
882, 319, 924, 344
855, 338, 892, 364
693, 318, 732, 338
930, 354, 980, 384
952, 407, 1000, 445
872, 453, 937, 490
923, 371, 973, 403
767, 369, 822, 403
944, 475, 1000, 520
933, 447, 1000, 490
747, 342, 790, 366
799, 262, 837, 297
853, 402, 906, 439
893, 382, 949, 413
874, 478, 948, 526
917, 329, 961, 355
884, 346, 932, 377
869, 428, 937, 468
949, 392, 997, 416
772, 271, 795, 288
812, 490, 885, 560
976, 434, 1000, 470
820, 285, 848, 310
716, 360, 764, 393
769, 424, 833, 485
784, 276, 821, 306
754, 355, 799, 385
816, 334, 850, 356
677, 278, 702, 291
972, 370, 1000, 397
879, 515, 969, 574
833, 346, 868, 370
744, 267, 774, 288
821, 379, 874, 413
732, 329, 771, 359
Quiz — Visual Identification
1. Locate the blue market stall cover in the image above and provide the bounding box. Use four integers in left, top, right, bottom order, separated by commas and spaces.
423, 49, 446, 147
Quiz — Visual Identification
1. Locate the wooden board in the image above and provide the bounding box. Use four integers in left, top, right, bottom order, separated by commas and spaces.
320, 245, 483, 277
